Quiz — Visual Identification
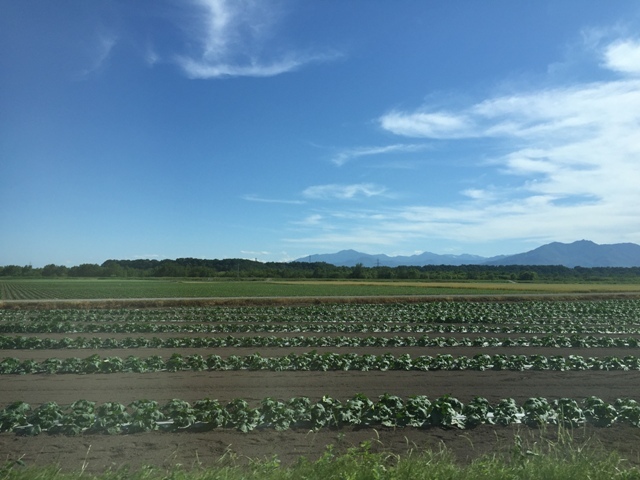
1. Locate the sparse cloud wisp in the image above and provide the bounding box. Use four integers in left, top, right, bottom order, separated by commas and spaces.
331, 144, 428, 166
173, 0, 338, 78
302, 183, 387, 200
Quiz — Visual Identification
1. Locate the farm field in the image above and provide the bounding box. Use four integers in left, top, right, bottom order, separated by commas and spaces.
4, 278, 640, 303
2, 299, 640, 474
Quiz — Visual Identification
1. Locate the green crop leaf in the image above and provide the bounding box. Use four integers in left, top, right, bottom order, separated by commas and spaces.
0, 401, 31, 432
493, 398, 521, 426
552, 398, 584, 426
429, 395, 465, 429
523, 397, 557, 427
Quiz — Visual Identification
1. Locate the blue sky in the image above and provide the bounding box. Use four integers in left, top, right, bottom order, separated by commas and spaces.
2, 1, 640, 267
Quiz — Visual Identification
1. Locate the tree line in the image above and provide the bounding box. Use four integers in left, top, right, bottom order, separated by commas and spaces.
1, 258, 640, 282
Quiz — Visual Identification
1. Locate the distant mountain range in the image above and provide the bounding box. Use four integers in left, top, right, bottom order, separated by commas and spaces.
297, 240, 640, 268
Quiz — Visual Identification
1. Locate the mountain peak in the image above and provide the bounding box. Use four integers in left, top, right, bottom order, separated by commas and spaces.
298, 240, 640, 268
485, 240, 640, 267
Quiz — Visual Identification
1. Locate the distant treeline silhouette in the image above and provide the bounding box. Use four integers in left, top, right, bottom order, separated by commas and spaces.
2, 258, 640, 282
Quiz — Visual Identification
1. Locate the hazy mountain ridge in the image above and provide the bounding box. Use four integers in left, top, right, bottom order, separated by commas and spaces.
298, 241, 640, 268
484, 240, 640, 268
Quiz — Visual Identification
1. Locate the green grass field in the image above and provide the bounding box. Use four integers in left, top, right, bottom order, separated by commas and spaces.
2, 278, 640, 301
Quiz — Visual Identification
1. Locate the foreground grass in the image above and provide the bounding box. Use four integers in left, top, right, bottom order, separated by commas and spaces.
3, 439, 640, 480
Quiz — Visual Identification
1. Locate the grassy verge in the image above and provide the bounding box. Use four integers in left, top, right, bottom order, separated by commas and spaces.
2, 434, 639, 480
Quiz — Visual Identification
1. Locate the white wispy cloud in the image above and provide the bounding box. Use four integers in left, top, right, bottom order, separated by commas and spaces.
302, 183, 387, 200
242, 194, 305, 205
379, 112, 475, 139
79, 33, 118, 77
174, 0, 339, 79
294, 214, 324, 226
289, 36, 640, 252
602, 38, 640, 75
331, 144, 428, 166
240, 250, 271, 256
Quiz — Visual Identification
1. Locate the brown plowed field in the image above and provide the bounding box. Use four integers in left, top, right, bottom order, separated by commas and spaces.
3, 300, 640, 473
2, 368, 640, 472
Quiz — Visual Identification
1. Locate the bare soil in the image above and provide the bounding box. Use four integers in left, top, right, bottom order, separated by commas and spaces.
2, 368, 640, 473
3, 295, 640, 474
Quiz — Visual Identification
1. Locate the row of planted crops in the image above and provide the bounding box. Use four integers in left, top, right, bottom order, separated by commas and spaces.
2, 298, 640, 436
2, 395, 639, 436
3, 352, 640, 373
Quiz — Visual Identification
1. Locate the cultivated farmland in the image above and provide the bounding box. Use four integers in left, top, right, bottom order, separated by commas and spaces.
4, 278, 640, 303
2, 298, 640, 473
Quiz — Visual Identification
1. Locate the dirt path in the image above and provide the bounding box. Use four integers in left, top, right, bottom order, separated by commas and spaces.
2, 369, 640, 405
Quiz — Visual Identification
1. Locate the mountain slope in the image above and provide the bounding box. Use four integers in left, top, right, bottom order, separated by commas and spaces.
299, 241, 640, 268
486, 240, 640, 267
303, 250, 499, 267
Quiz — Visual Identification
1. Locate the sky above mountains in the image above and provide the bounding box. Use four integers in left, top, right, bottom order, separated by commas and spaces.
2, 1, 640, 267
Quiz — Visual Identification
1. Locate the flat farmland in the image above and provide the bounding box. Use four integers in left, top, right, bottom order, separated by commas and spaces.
3, 299, 640, 473
4, 278, 640, 304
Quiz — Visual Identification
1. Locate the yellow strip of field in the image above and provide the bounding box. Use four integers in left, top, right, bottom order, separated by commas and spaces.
269, 280, 640, 293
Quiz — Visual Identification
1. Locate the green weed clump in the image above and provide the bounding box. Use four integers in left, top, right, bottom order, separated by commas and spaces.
2, 434, 640, 480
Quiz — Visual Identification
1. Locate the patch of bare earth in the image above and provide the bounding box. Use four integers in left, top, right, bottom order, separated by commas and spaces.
2, 369, 640, 472
2, 295, 640, 473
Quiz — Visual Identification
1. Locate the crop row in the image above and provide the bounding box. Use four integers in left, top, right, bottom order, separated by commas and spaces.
2, 394, 639, 436
4, 320, 640, 335
3, 352, 640, 374
3, 299, 640, 325
2, 333, 640, 350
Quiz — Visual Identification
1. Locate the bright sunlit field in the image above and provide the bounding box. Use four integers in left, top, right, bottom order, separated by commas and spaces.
2, 278, 640, 301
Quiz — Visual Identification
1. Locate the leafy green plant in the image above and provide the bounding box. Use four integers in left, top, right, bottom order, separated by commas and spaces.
552, 398, 585, 426
310, 396, 341, 430
24, 402, 63, 436
523, 397, 557, 427
0, 401, 30, 432
340, 393, 376, 426
162, 399, 196, 429
50, 400, 96, 435
493, 398, 522, 426
583, 396, 617, 427
259, 397, 296, 431
192, 398, 227, 429
463, 396, 493, 427
89, 402, 130, 434
224, 399, 260, 432
375, 393, 405, 427
615, 398, 640, 427
403, 395, 431, 427
127, 400, 164, 433
429, 395, 465, 429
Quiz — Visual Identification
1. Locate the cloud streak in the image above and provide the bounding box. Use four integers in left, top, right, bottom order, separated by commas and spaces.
302, 183, 387, 200
174, 0, 338, 78
331, 144, 428, 166
242, 194, 305, 205
79, 33, 118, 77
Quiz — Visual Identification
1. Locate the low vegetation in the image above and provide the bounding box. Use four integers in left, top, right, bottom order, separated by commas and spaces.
3, 296, 640, 476
3, 352, 640, 374
2, 394, 639, 435
2, 437, 639, 480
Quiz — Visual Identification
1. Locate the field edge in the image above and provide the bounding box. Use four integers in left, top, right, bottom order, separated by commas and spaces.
3, 291, 640, 310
